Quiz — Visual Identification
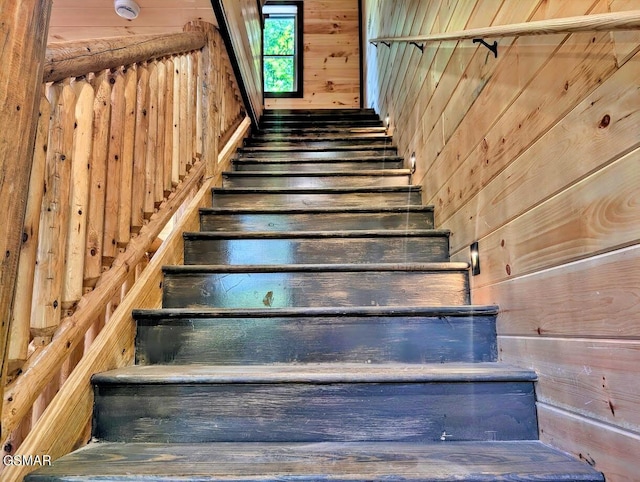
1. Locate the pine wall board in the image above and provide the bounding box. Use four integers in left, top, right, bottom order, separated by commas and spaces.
265, 0, 361, 109
366, 1, 640, 480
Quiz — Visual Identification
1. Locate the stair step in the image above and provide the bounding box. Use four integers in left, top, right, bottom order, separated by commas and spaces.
260, 119, 384, 128
25, 441, 605, 481
262, 107, 378, 118
238, 144, 396, 155
253, 131, 389, 141
236, 148, 397, 160
161, 263, 470, 309
134, 306, 498, 365
222, 170, 411, 188
91, 363, 538, 443
183, 230, 449, 265
258, 126, 388, 135
233, 156, 404, 171
211, 186, 423, 208
245, 138, 394, 149
199, 206, 435, 231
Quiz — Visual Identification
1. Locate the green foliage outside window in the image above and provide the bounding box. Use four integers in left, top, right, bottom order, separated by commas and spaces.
264, 17, 295, 92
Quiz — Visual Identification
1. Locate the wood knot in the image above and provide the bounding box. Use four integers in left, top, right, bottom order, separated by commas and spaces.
599, 114, 610, 128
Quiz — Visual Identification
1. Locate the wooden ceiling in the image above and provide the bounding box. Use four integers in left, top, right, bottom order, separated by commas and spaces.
48, 0, 217, 42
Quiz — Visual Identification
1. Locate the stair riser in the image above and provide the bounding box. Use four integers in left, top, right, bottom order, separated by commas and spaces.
260, 120, 383, 128
199, 211, 435, 231
183, 236, 449, 265
222, 174, 411, 189
253, 132, 388, 141
93, 382, 536, 443
211, 191, 423, 208
261, 114, 379, 122
258, 127, 387, 135
236, 149, 397, 159
135, 314, 498, 365
162, 270, 470, 309
233, 160, 404, 171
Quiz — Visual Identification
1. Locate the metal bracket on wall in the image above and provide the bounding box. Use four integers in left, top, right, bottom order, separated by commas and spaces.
472, 38, 498, 58
381, 41, 391, 48
409, 41, 424, 52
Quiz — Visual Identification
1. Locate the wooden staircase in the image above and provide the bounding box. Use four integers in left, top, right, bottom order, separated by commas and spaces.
28, 109, 604, 481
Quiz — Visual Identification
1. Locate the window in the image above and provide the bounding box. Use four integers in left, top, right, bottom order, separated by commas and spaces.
263, 1, 303, 97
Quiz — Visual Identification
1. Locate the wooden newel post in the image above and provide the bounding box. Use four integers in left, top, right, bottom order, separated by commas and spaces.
184, 21, 221, 178
0, 0, 52, 428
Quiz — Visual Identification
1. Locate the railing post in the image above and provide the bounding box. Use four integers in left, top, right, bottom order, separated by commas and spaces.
185, 21, 221, 178
0, 0, 52, 436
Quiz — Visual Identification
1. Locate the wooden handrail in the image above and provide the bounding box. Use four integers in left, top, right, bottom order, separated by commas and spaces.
369, 10, 640, 44
44, 32, 206, 83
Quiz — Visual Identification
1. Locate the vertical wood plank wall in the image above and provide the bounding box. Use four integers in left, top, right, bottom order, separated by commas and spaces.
266, 0, 361, 109
365, 1, 640, 480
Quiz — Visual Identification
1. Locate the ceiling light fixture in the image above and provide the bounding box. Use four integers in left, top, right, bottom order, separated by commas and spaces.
115, 0, 140, 20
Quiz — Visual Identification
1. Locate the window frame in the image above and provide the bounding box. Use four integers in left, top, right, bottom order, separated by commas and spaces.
263, 0, 304, 98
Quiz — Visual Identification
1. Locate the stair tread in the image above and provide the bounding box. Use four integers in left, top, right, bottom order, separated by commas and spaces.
223, 169, 411, 176
184, 229, 450, 239
163, 262, 469, 273
200, 205, 434, 214
93, 362, 537, 385
26, 441, 604, 481
212, 186, 421, 193
133, 305, 500, 318
233, 155, 403, 162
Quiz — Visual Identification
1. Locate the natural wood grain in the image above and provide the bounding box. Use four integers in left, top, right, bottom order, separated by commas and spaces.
44, 32, 205, 83
83, 71, 111, 287
162, 58, 175, 194
117, 65, 138, 246
500, 337, 640, 431
7, 92, 52, 376
25, 441, 604, 481
144, 62, 159, 218
61, 79, 94, 310
475, 246, 640, 338
371, 9, 640, 43
222, 170, 411, 188
131, 63, 150, 231
31, 81, 75, 342
102, 69, 125, 263
154, 60, 167, 205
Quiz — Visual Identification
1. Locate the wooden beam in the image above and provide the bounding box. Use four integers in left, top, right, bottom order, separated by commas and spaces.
0, 0, 52, 434
370, 9, 640, 43
44, 32, 206, 83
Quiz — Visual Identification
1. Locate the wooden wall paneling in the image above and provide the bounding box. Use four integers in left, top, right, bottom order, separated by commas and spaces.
163, 58, 175, 194
179, 55, 189, 180
84, 71, 111, 287
117, 65, 138, 246
8, 93, 52, 376
61, 79, 94, 311
144, 62, 159, 219
430, 30, 617, 228
155, 60, 167, 206
395, 0, 502, 160
102, 69, 125, 263
445, 51, 640, 255
172, 56, 181, 187
453, 148, 640, 288
424, 1, 613, 209
31, 81, 76, 345
537, 404, 640, 482
131, 63, 150, 231
607, 0, 640, 65
500, 336, 640, 430
475, 246, 640, 338
377, 2, 407, 106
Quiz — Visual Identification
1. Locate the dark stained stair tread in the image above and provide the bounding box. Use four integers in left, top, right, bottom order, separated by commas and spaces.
222, 170, 412, 188
26, 441, 605, 481
223, 169, 412, 176
232, 155, 404, 163
212, 186, 421, 194
162, 262, 469, 273
183, 229, 449, 238
236, 148, 397, 159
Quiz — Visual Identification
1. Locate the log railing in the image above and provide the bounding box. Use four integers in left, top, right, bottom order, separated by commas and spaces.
2, 21, 246, 475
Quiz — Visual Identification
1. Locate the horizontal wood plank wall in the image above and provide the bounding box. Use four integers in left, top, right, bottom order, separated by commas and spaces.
266, 0, 361, 109
365, 0, 640, 481
219, 0, 263, 123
